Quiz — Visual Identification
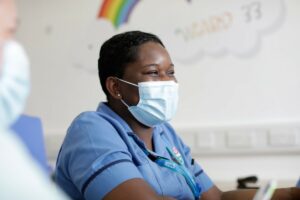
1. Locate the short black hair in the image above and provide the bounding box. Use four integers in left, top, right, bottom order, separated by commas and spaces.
98, 30, 164, 97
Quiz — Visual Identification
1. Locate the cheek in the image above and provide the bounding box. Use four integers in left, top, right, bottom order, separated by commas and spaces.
132, 94, 140, 104
120, 85, 140, 105
128, 87, 140, 105
0, 16, 16, 38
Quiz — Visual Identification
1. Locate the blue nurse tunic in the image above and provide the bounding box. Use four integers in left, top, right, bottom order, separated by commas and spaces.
55, 102, 214, 200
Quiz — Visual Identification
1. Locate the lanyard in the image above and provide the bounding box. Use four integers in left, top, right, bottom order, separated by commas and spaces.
129, 133, 201, 199
143, 148, 201, 200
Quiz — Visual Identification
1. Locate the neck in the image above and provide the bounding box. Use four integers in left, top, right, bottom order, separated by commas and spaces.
108, 100, 154, 151
130, 122, 154, 151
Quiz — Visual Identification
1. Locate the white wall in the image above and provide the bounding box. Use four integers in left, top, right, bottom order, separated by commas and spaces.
16, 0, 300, 190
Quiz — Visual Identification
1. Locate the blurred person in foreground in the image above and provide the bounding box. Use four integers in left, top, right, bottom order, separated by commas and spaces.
0, 0, 69, 199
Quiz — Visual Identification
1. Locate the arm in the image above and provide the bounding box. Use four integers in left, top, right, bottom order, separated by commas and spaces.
199, 186, 256, 200
200, 186, 300, 200
221, 188, 300, 200
104, 178, 176, 200
270, 188, 300, 200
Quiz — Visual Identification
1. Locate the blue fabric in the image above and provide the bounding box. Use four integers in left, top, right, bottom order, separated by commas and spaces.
55, 102, 214, 200
10, 114, 49, 174
297, 178, 300, 187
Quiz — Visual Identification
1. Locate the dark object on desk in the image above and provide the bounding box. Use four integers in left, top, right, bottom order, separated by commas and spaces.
10, 114, 50, 174
237, 175, 259, 189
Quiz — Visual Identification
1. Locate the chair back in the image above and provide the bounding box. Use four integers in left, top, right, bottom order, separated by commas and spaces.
10, 114, 50, 174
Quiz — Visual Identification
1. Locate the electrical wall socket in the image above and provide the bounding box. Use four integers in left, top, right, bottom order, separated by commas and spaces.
196, 132, 215, 149
226, 130, 255, 148
178, 129, 196, 149
268, 129, 298, 147
176, 126, 300, 155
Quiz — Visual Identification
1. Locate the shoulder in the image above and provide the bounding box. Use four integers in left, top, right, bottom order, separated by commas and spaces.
63, 111, 126, 148
58, 110, 131, 166
69, 111, 112, 130
69, 110, 122, 133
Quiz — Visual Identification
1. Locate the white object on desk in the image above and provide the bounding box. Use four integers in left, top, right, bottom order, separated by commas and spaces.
253, 180, 277, 200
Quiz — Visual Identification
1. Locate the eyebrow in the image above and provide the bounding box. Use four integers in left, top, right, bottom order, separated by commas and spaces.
142, 63, 174, 68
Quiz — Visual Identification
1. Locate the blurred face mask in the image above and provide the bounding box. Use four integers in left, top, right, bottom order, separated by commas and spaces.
117, 78, 179, 127
0, 40, 30, 128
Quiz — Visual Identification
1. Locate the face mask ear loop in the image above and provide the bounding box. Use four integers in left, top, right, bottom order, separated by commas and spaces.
115, 77, 139, 108
115, 77, 138, 87
120, 99, 130, 108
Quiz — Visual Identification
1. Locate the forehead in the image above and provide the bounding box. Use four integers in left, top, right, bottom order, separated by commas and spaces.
134, 42, 171, 64
0, 0, 16, 8
0, 0, 17, 26
122, 42, 173, 80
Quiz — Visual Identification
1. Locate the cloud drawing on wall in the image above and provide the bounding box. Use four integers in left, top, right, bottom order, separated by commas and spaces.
71, 0, 286, 72
159, 0, 286, 63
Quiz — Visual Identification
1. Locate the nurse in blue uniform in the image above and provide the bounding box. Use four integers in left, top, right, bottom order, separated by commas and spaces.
55, 31, 300, 200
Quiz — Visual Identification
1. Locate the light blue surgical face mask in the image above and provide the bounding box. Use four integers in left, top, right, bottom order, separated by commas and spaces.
117, 78, 179, 127
0, 40, 30, 129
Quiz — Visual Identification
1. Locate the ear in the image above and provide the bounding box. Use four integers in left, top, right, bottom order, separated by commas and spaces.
106, 76, 122, 100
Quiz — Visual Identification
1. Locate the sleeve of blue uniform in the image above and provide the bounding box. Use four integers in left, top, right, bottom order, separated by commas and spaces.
192, 161, 214, 192
60, 112, 143, 200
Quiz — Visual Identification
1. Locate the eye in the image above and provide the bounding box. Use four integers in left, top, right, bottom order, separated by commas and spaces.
146, 70, 159, 76
167, 69, 175, 76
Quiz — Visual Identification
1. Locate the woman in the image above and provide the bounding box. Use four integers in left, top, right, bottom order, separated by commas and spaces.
55, 31, 299, 200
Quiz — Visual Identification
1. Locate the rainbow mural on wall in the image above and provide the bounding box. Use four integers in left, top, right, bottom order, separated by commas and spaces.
98, 0, 140, 28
